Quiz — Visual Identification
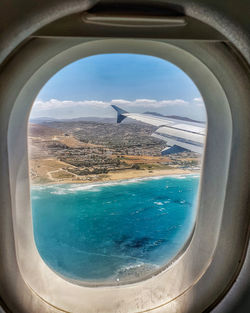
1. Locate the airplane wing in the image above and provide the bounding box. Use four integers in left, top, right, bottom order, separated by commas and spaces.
111, 105, 206, 154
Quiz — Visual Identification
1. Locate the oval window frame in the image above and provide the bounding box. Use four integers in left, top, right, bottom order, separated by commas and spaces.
3, 37, 248, 312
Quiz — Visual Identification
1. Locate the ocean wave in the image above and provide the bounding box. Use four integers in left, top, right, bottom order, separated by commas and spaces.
158, 208, 166, 212
68, 185, 101, 192
31, 195, 40, 200
168, 174, 200, 180
114, 262, 159, 281
190, 175, 200, 178
48, 184, 102, 194
50, 190, 68, 195
32, 177, 155, 195
31, 185, 50, 191
154, 201, 163, 206
31, 174, 198, 195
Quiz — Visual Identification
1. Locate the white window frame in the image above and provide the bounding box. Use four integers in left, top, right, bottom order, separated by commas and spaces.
1, 37, 249, 312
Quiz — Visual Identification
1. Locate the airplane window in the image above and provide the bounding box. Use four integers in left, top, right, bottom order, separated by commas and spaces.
28, 53, 207, 284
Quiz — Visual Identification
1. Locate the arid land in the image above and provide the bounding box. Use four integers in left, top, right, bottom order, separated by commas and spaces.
28, 120, 201, 185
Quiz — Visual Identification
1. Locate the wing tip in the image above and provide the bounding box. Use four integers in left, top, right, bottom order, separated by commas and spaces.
111, 105, 127, 123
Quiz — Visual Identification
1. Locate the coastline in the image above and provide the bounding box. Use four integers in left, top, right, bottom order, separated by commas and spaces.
31, 167, 200, 186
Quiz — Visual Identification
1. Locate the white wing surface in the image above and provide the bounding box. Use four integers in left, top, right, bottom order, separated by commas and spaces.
111, 105, 206, 154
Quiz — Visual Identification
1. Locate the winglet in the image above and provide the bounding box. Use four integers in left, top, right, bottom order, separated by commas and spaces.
111, 105, 128, 123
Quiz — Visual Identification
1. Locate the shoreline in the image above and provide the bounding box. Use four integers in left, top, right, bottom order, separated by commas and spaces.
31, 168, 200, 187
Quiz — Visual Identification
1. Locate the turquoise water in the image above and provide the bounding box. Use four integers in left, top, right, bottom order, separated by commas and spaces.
31, 174, 199, 283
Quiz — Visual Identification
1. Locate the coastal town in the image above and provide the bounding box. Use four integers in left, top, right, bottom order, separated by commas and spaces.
28, 119, 201, 184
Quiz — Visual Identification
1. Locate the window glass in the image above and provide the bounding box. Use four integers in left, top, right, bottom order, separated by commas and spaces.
28, 54, 206, 284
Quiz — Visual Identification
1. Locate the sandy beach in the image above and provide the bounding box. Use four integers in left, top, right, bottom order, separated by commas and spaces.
31, 166, 199, 186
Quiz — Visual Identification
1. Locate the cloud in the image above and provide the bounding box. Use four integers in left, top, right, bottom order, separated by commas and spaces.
111, 98, 189, 108
192, 97, 204, 107
135, 99, 157, 103
33, 98, 192, 111
30, 97, 205, 119
193, 97, 202, 102
111, 99, 131, 105
160, 99, 188, 105
33, 99, 110, 111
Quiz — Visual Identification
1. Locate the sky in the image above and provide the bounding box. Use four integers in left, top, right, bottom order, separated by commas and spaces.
30, 53, 207, 121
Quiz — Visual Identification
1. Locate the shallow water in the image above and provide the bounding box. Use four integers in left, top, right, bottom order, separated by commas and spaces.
31, 174, 199, 283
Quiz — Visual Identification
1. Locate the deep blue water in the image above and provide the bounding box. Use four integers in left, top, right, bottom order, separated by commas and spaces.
31, 175, 199, 283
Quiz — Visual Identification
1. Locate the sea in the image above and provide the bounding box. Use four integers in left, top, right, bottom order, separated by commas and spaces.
31, 174, 200, 284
